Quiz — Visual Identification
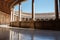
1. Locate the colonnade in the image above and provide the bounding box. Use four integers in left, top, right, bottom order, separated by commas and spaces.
10, 0, 34, 22
10, 0, 59, 22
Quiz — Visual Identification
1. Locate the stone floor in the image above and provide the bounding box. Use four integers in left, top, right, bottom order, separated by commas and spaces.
0, 25, 60, 40
0, 27, 9, 40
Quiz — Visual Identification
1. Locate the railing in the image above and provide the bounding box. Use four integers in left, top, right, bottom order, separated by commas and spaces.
0, 27, 60, 40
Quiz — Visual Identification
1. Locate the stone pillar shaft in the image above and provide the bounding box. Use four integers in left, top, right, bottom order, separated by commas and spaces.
10, 7, 14, 26
19, 3, 21, 21
55, 0, 59, 20
32, 0, 34, 20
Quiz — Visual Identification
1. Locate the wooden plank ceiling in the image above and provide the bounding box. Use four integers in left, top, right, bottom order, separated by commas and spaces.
0, 0, 25, 14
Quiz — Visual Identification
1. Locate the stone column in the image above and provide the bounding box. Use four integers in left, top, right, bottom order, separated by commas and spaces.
10, 7, 14, 26
31, 0, 34, 29
55, 0, 59, 20
4, 14, 6, 24
13, 7, 15, 22
11, 7, 14, 22
19, 3, 21, 21
32, 0, 35, 21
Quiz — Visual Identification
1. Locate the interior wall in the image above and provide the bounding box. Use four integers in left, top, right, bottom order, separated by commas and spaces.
0, 11, 10, 25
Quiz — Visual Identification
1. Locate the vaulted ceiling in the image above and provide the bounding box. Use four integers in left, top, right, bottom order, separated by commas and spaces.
0, 0, 25, 14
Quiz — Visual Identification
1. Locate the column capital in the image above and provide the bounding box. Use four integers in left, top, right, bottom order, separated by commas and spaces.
11, 7, 14, 11
19, 2, 21, 5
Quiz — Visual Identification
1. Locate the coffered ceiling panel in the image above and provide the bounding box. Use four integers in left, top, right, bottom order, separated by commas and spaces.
0, 0, 26, 14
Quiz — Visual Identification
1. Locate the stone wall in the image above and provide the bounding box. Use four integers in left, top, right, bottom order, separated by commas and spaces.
0, 11, 10, 25
10, 20, 60, 30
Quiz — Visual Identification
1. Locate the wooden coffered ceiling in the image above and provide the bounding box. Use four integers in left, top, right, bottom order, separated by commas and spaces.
0, 0, 26, 14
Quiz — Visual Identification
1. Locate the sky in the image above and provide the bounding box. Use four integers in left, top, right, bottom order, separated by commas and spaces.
14, 0, 55, 13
